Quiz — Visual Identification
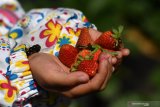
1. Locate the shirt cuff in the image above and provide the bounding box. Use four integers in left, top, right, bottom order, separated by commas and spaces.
8, 44, 39, 102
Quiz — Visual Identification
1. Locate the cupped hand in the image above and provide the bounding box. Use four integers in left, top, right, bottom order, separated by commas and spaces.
28, 28, 130, 98
28, 52, 114, 98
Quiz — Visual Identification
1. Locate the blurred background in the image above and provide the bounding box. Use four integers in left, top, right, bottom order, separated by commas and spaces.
19, 0, 160, 107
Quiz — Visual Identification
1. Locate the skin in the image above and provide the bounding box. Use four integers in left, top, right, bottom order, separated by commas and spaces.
28, 28, 130, 98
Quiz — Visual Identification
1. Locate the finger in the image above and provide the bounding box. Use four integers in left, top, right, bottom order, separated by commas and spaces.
113, 49, 129, 66
112, 51, 122, 65
96, 51, 116, 65
121, 48, 130, 56
111, 56, 117, 65
50, 71, 89, 88
116, 51, 123, 59
89, 53, 112, 90
95, 54, 113, 90
100, 66, 114, 90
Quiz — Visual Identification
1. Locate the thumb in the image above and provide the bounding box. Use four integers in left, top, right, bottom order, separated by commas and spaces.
53, 71, 89, 88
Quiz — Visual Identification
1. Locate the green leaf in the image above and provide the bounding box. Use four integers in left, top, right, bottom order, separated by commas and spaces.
118, 25, 124, 34
78, 55, 84, 61
113, 29, 118, 34
112, 34, 118, 38
84, 55, 91, 60
70, 67, 77, 72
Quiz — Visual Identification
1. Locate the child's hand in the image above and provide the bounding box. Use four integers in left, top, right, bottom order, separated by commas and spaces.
28, 28, 129, 98
28, 52, 112, 98
28, 47, 129, 98
29, 53, 84, 86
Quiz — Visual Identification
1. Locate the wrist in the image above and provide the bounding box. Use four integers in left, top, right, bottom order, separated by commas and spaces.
28, 53, 40, 60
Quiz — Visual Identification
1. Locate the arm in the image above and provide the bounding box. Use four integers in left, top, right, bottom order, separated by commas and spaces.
28, 29, 130, 98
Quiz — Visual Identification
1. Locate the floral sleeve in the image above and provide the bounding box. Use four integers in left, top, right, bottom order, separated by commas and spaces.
1, 1, 97, 106
0, 0, 37, 106
0, 0, 25, 36
5, 7, 97, 107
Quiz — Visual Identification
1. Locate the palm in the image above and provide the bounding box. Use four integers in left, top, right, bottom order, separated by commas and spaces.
29, 53, 70, 89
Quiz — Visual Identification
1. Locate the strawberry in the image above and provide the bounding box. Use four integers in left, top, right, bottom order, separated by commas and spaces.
58, 44, 78, 68
95, 26, 123, 50
76, 27, 93, 48
92, 49, 102, 61
77, 60, 98, 77
78, 49, 91, 59
70, 46, 101, 77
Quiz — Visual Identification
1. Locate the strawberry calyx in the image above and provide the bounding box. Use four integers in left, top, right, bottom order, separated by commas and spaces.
112, 25, 124, 48
71, 45, 100, 72
112, 25, 124, 39
70, 44, 118, 72
91, 44, 118, 56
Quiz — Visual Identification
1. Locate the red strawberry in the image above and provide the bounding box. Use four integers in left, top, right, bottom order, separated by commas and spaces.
78, 49, 91, 58
92, 49, 102, 61
95, 26, 123, 50
76, 27, 93, 48
70, 48, 100, 76
77, 60, 98, 77
59, 44, 78, 68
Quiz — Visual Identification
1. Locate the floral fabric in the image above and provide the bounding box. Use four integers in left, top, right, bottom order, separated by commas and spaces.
0, 0, 96, 107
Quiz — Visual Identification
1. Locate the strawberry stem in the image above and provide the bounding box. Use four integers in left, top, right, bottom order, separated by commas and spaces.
102, 49, 118, 56
92, 44, 118, 56
91, 44, 101, 54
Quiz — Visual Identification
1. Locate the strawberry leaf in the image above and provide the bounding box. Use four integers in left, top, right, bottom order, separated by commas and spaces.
70, 67, 77, 72
84, 55, 91, 60
78, 55, 84, 61
112, 34, 117, 38
118, 25, 124, 34
112, 25, 124, 39
113, 29, 118, 34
